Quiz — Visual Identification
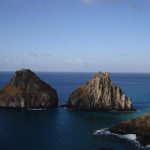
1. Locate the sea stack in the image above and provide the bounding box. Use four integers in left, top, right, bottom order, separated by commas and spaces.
110, 113, 150, 146
66, 72, 135, 111
0, 69, 58, 108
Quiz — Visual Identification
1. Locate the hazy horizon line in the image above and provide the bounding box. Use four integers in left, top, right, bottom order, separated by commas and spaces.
0, 70, 150, 74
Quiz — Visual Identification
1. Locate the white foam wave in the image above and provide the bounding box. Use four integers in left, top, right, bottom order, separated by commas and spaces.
145, 145, 150, 149
93, 128, 110, 135
117, 134, 136, 141
27, 108, 47, 111
93, 128, 142, 149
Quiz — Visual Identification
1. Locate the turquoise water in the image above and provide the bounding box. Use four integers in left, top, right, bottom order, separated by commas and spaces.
0, 72, 150, 150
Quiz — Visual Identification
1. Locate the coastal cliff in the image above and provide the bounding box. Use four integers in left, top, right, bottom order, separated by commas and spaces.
110, 113, 150, 146
66, 72, 135, 111
0, 69, 58, 108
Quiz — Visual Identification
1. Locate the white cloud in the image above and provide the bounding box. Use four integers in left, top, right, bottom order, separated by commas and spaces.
81, 0, 147, 10
3, 0, 23, 2
0, 56, 8, 64
81, 0, 131, 6
64, 58, 83, 66
82, 0, 94, 5
82, 0, 111, 5
130, 4, 144, 12
2, 0, 23, 2
28, 53, 51, 57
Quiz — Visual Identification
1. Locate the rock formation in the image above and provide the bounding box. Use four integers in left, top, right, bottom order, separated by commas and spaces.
0, 69, 58, 108
110, 113, 150, 146
66, 72, 135, 111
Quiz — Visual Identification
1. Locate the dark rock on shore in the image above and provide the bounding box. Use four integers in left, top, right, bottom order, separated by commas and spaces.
0, 69, 58, 108
110, 113, 150, 146
66, 72, 135, 111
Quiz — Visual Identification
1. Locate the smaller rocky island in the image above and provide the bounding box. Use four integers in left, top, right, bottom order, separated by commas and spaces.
0, 69, 58, 108
66, 72, 135, 111
110, 113, 150, 147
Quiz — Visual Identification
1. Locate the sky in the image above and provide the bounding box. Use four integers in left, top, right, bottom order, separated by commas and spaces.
0, 0, 150, 72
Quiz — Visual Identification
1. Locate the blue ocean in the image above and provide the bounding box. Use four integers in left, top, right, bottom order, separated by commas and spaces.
0, 72, 150, 150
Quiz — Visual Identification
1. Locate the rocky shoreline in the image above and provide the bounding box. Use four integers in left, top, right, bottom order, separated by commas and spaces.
110, 113, 150, 147
94, 113, 150, 149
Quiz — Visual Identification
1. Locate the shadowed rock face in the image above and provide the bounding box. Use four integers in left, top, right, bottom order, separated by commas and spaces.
0, 69, 58, 108
66, 72, 135, 111
110, 113, 150, 146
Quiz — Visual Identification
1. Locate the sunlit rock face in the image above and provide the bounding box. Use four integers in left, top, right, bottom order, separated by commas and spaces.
0, 69, 58, 108
66, 72, 135, 111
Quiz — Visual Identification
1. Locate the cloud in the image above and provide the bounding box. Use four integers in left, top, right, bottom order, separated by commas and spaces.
28, 53, 51, 57
81, 0, 146, 14
81, 0, 122, 5
0, 56, 8, 63
64, 58, 83, 66
119, 52, 131, 56
36, 0, 64, 10
2, 0, 23, 3
81, 0, 146, 9
82, 0, 94, 5
130, 4, 144, 12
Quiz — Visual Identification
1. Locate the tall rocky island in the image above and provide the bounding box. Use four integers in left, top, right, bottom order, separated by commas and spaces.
66, 72, 135, 111
0, 69, 58, 108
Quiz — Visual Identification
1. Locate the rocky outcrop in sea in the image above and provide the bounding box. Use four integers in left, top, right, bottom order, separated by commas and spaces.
0, 69, 58, 108
66, 72, 135, 111
110, 113, 150, 147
